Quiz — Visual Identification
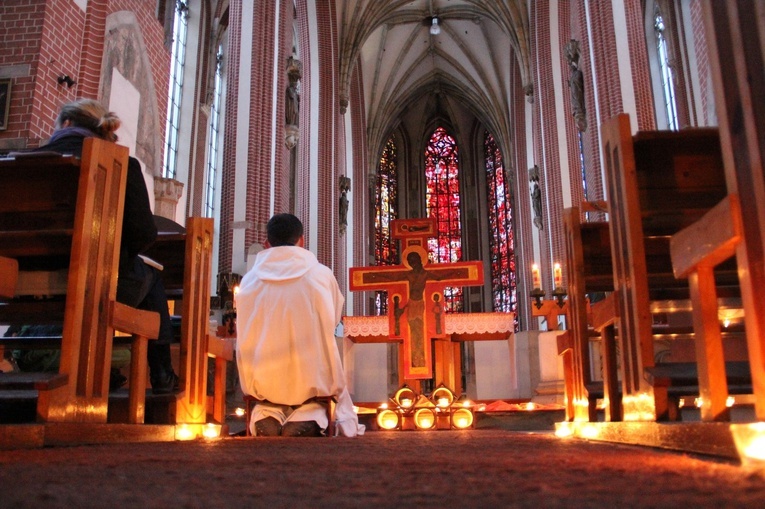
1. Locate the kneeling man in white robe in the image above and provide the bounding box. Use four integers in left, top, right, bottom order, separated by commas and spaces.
236, 213, 364, 437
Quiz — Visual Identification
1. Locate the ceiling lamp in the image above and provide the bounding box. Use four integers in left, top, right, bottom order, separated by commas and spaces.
430, 16, 441, 36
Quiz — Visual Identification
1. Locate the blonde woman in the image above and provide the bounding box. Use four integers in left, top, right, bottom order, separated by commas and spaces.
34, 99, 178, 394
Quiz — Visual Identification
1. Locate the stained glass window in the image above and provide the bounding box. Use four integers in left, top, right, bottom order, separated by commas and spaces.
425, 127, 463, 312
374, 136, 399, 315
484, 132, 517, 322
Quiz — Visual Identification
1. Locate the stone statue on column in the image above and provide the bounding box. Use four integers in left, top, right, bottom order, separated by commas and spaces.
339, 175, 351, 235
529, 165, 543, 230
565, 39, 587, 132
285, 56, 302, 149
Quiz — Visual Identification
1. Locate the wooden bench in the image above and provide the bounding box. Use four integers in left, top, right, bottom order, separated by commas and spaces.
670, 194, 746, 420
0, 139, 159, 425
141, 216, 216, 426
560, 206, 620, 422
703, 0, 765, 425
601, 113, 746, 421
560, 199, 749, 423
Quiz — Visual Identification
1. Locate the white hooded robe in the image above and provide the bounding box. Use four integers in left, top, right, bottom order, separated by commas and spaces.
235, 246, 363, 436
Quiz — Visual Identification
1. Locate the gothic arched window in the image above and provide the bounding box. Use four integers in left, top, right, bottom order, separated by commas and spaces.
425, 127, 463, 312
654, 8, 678, 130
374, 136, 399, 314
163, 0, 189, 179
204, 45, 224, 218
484, 132, 517, 319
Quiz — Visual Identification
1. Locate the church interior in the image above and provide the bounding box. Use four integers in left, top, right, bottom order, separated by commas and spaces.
1, 0, 765, 504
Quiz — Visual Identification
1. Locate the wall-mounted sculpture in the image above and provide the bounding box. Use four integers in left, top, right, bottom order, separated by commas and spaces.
529, 165, 543, 230
285, 56, 302, 149
339, 175, 351, 235
565, 39, 587, 132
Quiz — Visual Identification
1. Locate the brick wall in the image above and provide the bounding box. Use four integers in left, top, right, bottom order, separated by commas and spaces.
314, 0, 338, 268
0, 0, 169, 155
295, 0, 311, 242
349, 56, 368, 314
689, 0, 713, 125
219, 0, 242, 272
0, 0, 83, 148
243, 0, 278, 251
276, 0, 292, 216
510, 62, 532, 329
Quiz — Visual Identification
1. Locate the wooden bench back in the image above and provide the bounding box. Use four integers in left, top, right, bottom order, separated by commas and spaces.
562, 207, 613, 421
703, 0, 765, 423
144, 216, 214, 424
601, 114, 731, 420
0, 138, 129, 421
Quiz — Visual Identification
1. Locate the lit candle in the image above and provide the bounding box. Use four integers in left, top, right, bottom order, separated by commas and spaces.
531, 264, 541, 290
553, 262, 562, 289
203, 423, 221, 439
437, 397, 450, 408
400, 398, 412, 408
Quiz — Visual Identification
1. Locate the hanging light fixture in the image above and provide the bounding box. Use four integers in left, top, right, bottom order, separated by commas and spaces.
430, 16, 441, 36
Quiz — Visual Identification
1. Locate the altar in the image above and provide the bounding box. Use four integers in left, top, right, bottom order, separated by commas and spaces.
343, 312, 515, 395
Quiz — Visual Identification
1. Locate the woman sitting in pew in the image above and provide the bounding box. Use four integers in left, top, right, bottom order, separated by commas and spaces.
26, 99, 179, 394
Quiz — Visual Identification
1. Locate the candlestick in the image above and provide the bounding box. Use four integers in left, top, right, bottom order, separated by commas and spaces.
531, 264, 541, 290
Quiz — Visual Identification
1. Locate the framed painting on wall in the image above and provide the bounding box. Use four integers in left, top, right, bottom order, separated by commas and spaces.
0, 79, 10, 131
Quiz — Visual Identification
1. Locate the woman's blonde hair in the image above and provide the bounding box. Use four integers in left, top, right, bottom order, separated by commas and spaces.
55, 99, 121, 142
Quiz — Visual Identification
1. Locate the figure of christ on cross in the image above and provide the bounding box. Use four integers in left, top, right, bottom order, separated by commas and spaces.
349, 245, 484, 379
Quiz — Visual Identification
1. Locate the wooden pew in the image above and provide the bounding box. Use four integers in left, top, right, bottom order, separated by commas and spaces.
601, 113, 745, 421
142, 216, 215, 426
670, 194, 745, 421
702, 0, 765, 425
0, 139, 159, 425
561, 206, 620, 422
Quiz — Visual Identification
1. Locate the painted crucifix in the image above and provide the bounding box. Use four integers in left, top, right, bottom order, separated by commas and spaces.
349, 218, 484, 379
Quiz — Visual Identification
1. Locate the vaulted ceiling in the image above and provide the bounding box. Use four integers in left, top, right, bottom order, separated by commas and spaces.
337, 0, 531, 160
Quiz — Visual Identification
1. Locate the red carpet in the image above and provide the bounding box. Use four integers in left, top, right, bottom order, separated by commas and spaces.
1, 428, 763, 508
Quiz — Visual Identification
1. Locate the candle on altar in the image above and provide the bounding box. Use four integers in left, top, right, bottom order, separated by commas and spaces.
531, 264, 542, 290
553, 263, 562, 289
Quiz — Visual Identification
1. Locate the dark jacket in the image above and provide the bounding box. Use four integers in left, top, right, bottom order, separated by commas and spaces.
31, 133, 157, 273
